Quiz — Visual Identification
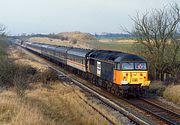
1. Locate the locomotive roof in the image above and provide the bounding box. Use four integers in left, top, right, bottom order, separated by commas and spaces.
67, 48, 92, 57
89, 50, 145, 62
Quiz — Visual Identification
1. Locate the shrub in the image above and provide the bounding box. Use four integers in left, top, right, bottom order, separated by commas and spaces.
148, 81, 166, 96
13, 64, 37, 97
163, 85, 180, 106
0, 57, 17, 87
35, 69, 59, 84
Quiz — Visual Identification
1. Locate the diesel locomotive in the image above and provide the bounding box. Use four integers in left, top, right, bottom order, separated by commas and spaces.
20, 41, 151, 96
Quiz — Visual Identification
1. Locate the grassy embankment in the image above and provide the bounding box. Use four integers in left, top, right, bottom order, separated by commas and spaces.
0, 41, 120, 125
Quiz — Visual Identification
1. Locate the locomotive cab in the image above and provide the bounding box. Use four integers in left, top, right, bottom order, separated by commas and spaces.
114, 62, 150, 88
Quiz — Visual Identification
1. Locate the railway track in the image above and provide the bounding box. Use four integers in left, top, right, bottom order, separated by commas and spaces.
47, 65, 180, 125
18, 45, 180, 125
49, 66, 148, 125
52, 63, 180, 125
124, 98, 180, 125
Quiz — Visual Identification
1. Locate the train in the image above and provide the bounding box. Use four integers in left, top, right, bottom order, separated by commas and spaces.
15, 40, 151, 96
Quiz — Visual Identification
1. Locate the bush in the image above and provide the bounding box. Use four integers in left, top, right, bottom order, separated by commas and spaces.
0, 57, 17, 87
163, 85, 180, 106
149, 81, 166, 96
35, 69, 59, 84
13, 64, 37, 97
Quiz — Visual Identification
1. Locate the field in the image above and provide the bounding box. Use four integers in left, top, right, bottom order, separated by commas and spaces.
86, 39, 137, 53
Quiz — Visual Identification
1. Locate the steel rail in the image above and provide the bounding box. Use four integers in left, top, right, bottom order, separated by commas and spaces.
123, 98, 180, 125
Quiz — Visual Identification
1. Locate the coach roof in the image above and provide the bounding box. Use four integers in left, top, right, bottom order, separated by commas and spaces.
55, 46, 70, 53
67, 48, 92, 57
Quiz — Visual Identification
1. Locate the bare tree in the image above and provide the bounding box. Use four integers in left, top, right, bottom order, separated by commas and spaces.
0, 24, 6, 40
130, 3, 180, 81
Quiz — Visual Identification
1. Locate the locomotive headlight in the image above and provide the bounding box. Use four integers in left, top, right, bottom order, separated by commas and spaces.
121, 81, 128, 85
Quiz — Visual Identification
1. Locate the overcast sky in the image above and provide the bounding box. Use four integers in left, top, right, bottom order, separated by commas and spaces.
0, 0, 179, 35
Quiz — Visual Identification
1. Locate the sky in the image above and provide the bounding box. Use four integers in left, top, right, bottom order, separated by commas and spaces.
0, 0, 179, 35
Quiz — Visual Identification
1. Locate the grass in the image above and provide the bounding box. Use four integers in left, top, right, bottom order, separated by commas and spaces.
87, 40, 135, 52
0, 81, 118, 125
163, 85, 180, 106
0, 93, 47, 125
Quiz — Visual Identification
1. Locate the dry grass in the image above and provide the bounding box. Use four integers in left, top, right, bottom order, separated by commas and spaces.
99, 39, 137, 43
0, 92, 48, 125
0, 81, 118, 125
30, 37, 69, 46
9, 47, 47, 71
112, 39, 137, 43
163, 85, 180, 106
58, 32, 96, 41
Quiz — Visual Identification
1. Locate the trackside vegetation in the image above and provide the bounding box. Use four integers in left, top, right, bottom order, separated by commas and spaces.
163, 85, 180, 106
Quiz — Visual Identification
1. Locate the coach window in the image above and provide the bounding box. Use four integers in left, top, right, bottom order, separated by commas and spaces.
71, 55, 73, 60
83, 59, 85, 64
81, 58, 83, 64
79, 57, 81, 63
